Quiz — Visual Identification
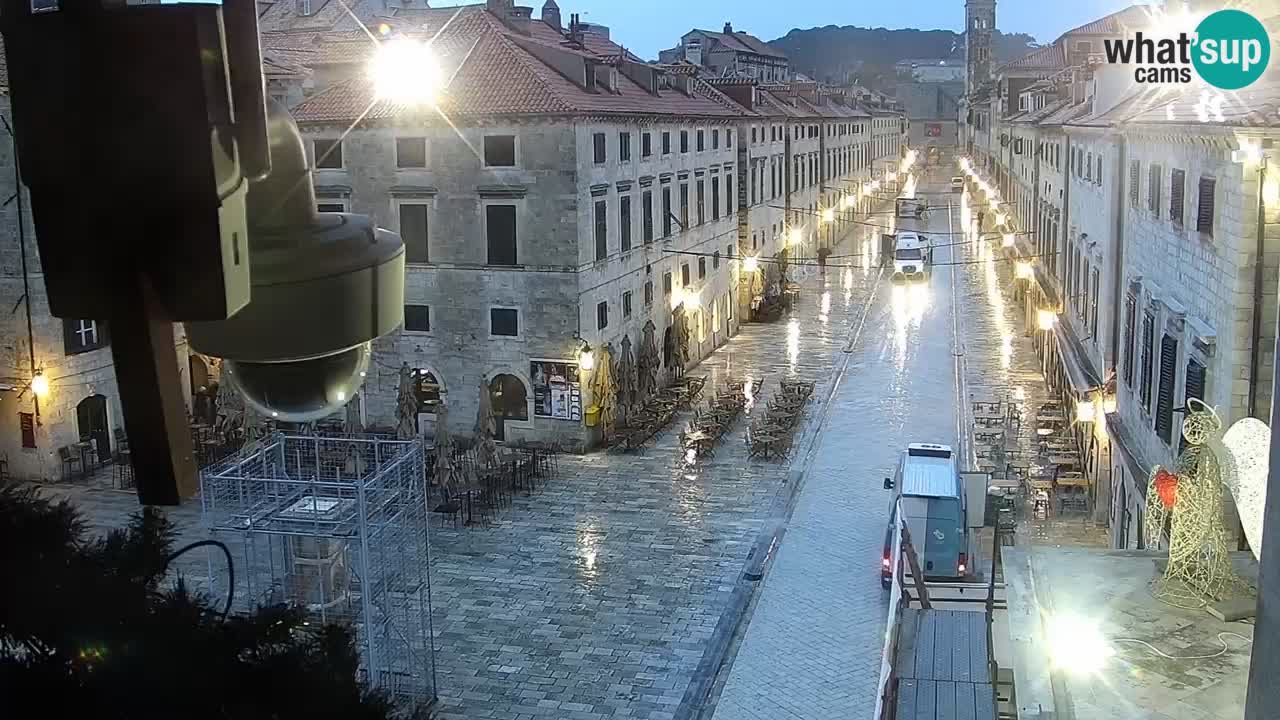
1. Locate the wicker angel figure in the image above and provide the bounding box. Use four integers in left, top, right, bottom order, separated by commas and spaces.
1144, 398, 1235, 608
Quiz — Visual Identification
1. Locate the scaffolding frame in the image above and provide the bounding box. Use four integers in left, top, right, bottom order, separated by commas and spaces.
200, 432, 437, 709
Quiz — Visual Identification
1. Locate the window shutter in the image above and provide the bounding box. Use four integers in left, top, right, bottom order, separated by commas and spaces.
1148, 164, 1161, 213
1140, 311, 1155, 411
1170, 169, 1185, 226
1197, 177, 1216, 236
1122, 294, 1137, 385
1155, 334, 1178, 444
1180, 359, 1207, 452
1129, 160, 1140, 206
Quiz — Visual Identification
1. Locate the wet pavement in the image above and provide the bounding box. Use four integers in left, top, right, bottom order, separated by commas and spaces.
707, 167, 967, 720
33, 162, 1108, 720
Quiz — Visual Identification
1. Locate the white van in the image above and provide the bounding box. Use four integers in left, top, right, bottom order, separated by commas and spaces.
881, 443, 970, 587
892, 232, 930, 280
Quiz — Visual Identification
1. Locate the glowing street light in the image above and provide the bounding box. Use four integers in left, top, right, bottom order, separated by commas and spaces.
1003, 232, 1015, 248
1037, 309, 1058, 331
370, 37, 442, 105
886, 171, 898, 182
821, 208, 836, 223
1076, 398, 1097, 423
841, 194, 855, 209
995, 212, 1008, 227
578, 343, 596, 371
1015, 260, 1034, 280
30, 370, 48, 398
742, 255, 760, 273
788, 227, 805, 247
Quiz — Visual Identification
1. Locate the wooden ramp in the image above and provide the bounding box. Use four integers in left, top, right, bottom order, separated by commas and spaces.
892, 608, 996, 720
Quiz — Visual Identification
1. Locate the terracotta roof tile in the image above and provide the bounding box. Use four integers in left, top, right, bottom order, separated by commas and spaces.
1072, 80, 1280, 128
997, 45, 1066, 73
1057, 5, 1152, 39
692, 28, 787, 59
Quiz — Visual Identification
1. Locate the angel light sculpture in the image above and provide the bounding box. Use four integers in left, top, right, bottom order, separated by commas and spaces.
1145, 398, 1235, 608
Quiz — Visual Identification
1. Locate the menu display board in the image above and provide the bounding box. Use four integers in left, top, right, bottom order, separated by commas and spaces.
531, 360, 582, 421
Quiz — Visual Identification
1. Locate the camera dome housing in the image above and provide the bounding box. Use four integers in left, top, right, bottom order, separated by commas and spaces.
185, 101, 404, 422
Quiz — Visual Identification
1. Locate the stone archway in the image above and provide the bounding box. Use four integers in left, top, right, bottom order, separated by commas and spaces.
488, 373, 528, 442
76, 394, 110, 464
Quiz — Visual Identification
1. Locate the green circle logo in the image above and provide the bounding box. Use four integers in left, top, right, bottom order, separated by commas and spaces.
1192, 10, 1270, 90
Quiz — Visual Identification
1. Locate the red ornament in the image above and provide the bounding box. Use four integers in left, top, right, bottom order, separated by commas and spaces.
1154, 469, 1179, 509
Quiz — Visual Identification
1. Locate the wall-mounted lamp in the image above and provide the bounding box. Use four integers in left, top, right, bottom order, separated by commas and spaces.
1003, 233, 1015, 248
1015, 260, 1034, 280
821, 208, 836, 223
742, 255, 760, 273
577, 340, 595, 372
30, 370, 49, 398
1037, 308, 1058, 331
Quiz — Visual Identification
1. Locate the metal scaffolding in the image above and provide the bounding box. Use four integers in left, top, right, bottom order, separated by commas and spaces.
200, 432, 437, 709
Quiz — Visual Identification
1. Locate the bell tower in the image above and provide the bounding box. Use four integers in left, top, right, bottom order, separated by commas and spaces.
964, 0, 996, 97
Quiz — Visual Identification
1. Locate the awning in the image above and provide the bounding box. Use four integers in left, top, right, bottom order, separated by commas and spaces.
1053, 319, 1102, 396
1105, 412, 1151, 500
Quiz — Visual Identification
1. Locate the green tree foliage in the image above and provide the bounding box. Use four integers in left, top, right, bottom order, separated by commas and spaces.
768, 26, 1040, 88
0, 486, 422, 719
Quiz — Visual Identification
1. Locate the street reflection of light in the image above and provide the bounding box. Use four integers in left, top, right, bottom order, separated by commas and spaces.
842, 267, 854, 291
685, 447, 697, 465
1001, 333, 1013, 369
743, 376, 755, 411
576, 522, 602, 584
1014, 386, 1026, 402
820, 291, 831, 322
891, 283, 929, 364
863, 239, 873, 276
787, 318, 801, 370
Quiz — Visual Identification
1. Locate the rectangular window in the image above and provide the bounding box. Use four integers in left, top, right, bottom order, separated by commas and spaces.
712, 129, 720, 150
711, 177, 720, 221
400, 203, 430, 263
404, 304, 431, 332
679, 183, 689, 228
1170, 168, 1185, 226
19, 412, 35, 449
484, 206, 520, 269
663, 187, 673, 237
663, 131, 671, 155
593, 133, 607, 164
696, 180, 705, 225
313, 138, 343, 168
317, 202, 346, 213
490, 308, 519, 337
645, 280, 654, 306
696, 129, 705, 152
663, 271, 673, 296
681, 263, 691, 286
726, 175, 734, 214
483, 133, 514, 166
1182, 358, 1207, 451
698, 256, 706, 279
1155, 334, 1178, 444
1089, 268, 1100, 338
712, 250, 720, 270
597, 301, 609, 330
396, 137, 427, 168
63, 318, 109, 355
594, 199, 608, 260
1123, 294, 1137, 386
1197, 177, 1216, 236
642, 132, 652, 158
619, 132, 632, 162
620, 195, 632, 253
752, 127, 758, 143
680, 130, 689, 153
1148, 163, 1162, 214
1140, 311, 1155, 411
726, 128, 733, 147
642, 190, 654, 243
1129, 160, 1140, 207
623, 290, 633, 318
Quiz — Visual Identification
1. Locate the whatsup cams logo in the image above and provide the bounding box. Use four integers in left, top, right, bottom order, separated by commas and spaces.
1103, 9, 1271, 90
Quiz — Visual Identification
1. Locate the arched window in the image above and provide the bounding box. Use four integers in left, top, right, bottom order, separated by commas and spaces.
412, 369, 442, 413
489, 374, 528, 421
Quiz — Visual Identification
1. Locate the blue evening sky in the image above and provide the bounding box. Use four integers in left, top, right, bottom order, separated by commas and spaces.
432, 0, 1149, 59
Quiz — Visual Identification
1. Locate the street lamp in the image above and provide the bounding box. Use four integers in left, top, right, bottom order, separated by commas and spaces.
30, 370, 48, 398
1037, 309, 1058, 331
788, 227, 805, 247
742, 255, 759, 273
577, 341, 595, 371
821, 208, 836, 223
1015, 260, 1034, 280
1003, 232, 1015, 248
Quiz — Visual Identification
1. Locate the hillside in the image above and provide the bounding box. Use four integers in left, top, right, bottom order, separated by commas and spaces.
768, 26, 1040, 90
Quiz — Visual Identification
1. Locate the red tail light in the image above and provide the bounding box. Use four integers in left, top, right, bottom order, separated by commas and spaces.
958, 553, 968, 575
882, 553, 891, 570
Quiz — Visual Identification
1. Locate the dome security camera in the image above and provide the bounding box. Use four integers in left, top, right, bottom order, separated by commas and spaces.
186, 102, 405, 423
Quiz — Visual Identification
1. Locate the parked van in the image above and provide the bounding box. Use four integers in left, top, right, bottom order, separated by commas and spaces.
881, 443, 969, 588
892, 232, 930, 281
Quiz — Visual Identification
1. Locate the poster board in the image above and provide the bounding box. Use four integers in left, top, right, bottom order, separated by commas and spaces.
531, 360, 582, 421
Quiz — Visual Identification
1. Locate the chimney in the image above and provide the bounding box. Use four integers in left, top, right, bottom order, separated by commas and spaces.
566, 13, 585, 49
486, 0, 513, 15
541, 0, 561, 30
724, 22, 733, 34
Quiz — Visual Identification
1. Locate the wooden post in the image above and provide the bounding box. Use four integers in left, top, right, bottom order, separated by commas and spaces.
900, 521, 931, 609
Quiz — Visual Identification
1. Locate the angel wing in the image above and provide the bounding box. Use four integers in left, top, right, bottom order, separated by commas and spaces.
1214, 418, 1271, 561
